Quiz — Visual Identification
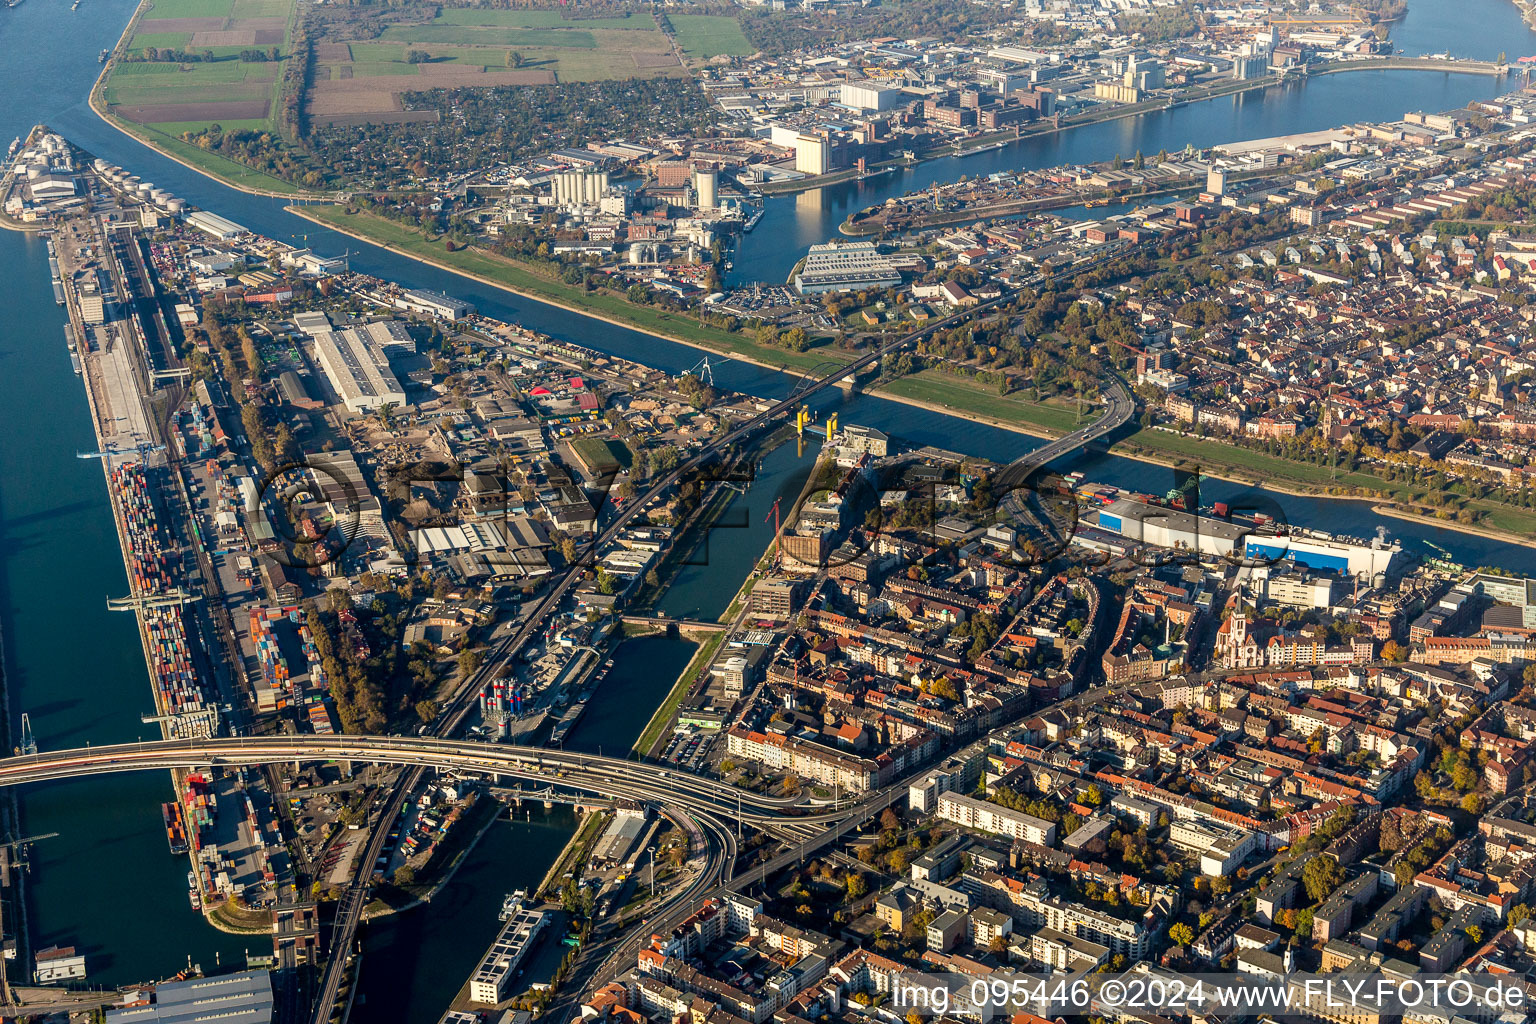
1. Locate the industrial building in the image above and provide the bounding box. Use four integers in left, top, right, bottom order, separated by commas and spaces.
692, 166, 719, 210
304, 321, 408, 414
397, 288, 473, 321
794, 133, 829, 175
1468, 571, 1536, 628
1092, 498, 1401, 579
183, 210, 247, 240
106, 970, 273, 1023
1243, 534, 1402, 580
792, 241, 905, 294
840, 82, 900, 111
1091, 498, 1250, 560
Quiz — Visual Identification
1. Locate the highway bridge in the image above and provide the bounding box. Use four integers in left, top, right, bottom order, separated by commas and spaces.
0, 736, 850, 824
998, 374, 1134, 487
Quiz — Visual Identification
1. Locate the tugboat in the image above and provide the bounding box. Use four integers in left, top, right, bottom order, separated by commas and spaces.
99, 48, 110, 63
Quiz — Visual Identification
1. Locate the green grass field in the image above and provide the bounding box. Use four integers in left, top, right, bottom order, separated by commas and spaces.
106, 0, 295, 132
104, 59, 276, 105
116, 121, 302, 192
139, 0, 232, 18
129, 32, 195, 50
342, 61, 423, 77
150, 117, 274, 134
668, 15, 752, 58
881, 371, 1085, 435
230, 0, 290, 14
380, 25, 596, 48
432, 9, 647, 30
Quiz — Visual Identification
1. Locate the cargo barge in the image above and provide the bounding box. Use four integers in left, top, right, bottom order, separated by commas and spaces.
162, 801, 188, 854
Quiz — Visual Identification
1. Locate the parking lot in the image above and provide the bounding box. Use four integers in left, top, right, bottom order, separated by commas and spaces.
658, 726, 718, 772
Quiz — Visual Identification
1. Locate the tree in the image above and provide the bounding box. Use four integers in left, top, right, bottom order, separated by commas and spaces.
407, 49, 432, 63
1168, 922, 1194, 947
1303, 854, 1343, 903
414, 699, 437, 724
394, 865, 416, 886
879, 808, 900, 832
1381, 640, 1407, 662
458, 648, 481, 678
508, 49, 525, 67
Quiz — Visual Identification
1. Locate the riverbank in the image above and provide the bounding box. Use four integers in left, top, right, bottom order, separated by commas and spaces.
290, 205, 839, 373
631, 630, 728, 758
1110, 434, 1536, 550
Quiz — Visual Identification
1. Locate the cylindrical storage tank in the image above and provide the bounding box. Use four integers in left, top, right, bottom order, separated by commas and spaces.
137, 182, 154, 196
94, 158, 108, 172
152, 190, 170, 205
167, 198, 187, 215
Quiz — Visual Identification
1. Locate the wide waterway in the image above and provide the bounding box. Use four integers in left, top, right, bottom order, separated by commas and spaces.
1, 0, 1535, 992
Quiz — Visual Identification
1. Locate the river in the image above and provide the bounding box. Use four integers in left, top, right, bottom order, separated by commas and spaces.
0, 0, 1531, 997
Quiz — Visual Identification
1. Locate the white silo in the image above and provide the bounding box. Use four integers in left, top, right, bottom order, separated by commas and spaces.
692, 166, 719, 210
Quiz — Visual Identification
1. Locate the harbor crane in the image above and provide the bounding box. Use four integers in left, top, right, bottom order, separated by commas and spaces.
140, 704, 228, 726
77, 441, 165, 461
684, 355, 716, 387
107, 589, 202, 612
764, 497, 782, 567
0, 833, 59, 852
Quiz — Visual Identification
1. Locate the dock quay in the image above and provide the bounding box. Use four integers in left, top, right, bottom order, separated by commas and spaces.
36, 129, 287, 943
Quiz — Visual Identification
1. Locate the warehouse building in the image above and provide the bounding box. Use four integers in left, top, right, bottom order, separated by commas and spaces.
1091, 498, 1249, 559
305, 322, 408, 414
183, 210, 247, 240
398, 288, 473, 321
107, 969, 272, 1023
793, 241, 905, 294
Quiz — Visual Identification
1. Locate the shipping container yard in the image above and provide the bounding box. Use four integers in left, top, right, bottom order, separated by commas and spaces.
107, 462, 220, 737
